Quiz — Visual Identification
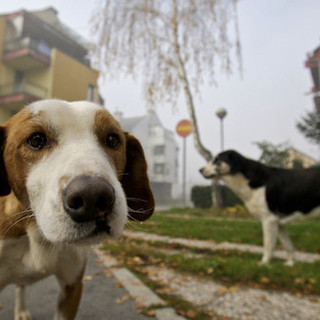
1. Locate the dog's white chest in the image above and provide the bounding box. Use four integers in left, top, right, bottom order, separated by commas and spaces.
0, 230, 86, 288
244, 187, 271, 220
0, 239, 48, 287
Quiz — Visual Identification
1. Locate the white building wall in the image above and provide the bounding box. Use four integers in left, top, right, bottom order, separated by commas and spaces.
115, 110, 178, 198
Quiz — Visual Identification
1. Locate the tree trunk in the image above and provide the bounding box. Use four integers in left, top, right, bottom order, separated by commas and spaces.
171, 0, 222, 208
171, 0, 212, 163
211, 180, 223, 209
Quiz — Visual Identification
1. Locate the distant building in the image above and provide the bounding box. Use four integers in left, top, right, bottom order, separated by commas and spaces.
287, 147, 316, 168
0, 7, 100, 123
305, 45, 320, 110
115, 110, 179, 201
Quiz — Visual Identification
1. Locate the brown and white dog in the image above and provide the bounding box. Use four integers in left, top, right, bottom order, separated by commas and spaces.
0, 99, 154, 320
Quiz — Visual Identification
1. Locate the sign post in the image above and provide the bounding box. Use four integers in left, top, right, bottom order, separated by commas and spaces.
176, 119, 193, 207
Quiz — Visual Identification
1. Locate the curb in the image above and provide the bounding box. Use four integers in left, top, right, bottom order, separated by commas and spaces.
124, 230, 320, 264
93, 248, 187, 320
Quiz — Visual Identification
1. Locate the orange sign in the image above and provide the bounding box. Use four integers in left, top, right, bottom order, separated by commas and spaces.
176, 119, 193, 138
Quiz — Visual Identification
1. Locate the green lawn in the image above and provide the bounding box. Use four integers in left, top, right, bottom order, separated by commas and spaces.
102, 207, 320, 299
134, 208, 320, 253
103, 237, 320, 295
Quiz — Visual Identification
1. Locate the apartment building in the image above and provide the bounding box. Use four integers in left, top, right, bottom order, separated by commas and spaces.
287, 147, 316, 168
115, 110, 179, 201
0, 7, 100, 122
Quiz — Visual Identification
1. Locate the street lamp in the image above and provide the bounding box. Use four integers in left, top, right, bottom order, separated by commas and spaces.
215, 107, 227, 151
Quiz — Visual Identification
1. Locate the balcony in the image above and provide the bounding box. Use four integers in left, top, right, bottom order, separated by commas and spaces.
3, 37, 51, 70
0, 82, 47, 109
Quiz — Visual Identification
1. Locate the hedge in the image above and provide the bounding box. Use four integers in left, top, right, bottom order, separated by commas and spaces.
191, 184, 243, 208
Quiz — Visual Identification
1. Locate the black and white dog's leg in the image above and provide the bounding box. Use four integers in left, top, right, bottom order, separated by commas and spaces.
260, 216, 279, 264
278, 224, 295, 266
14, 285, 32, 320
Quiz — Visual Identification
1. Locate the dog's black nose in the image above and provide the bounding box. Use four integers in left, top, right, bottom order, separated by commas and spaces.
62, 175, 115, 223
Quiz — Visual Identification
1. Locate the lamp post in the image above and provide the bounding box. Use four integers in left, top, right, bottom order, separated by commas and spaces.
215, 107, 227, 151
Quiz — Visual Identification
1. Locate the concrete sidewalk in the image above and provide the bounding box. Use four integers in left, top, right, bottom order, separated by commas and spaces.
0, 249, 183, 320
124, 230, 320, 263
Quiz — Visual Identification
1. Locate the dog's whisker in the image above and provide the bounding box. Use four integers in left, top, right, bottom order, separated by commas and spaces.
127, 197, 148, 203
128, 207, 153, 214
0, 208, 33, 231
126, 212, 143, 223
4, 214, 35, 236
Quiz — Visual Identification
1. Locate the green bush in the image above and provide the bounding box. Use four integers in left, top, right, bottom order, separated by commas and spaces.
191, 185, 212, 208
191, 184, 243, 208
220, 185, 243, 207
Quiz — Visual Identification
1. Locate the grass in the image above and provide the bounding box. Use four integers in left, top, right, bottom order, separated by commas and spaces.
134, 207, 320, 253
102, 238, 320, 296
102, 207, 320, 314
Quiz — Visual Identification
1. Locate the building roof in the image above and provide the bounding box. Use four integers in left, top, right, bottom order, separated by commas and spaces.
3, 7, 90, 66
120, 116, 144, 132
31, 7, 89, 50
116, 110, 177, 144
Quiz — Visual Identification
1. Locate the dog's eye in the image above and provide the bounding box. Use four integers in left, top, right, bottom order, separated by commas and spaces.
27, 133, 47, 150
106, 134, 120, 149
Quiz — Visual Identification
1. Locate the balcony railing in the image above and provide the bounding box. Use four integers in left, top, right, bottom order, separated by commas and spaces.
4, 37, 51, 58
0, 82, 47, 99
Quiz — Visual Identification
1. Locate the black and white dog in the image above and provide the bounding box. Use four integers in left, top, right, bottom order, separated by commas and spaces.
200, 150, 320, 265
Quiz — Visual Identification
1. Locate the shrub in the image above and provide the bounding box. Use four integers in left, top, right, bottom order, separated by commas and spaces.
191, 184, 243, 208
191, 185, 212, 208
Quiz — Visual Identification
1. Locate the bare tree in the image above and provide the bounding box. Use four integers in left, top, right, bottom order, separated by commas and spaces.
91, 0, 241, 206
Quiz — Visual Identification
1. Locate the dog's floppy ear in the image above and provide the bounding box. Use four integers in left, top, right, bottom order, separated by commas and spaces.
121, 133, 154, 221
0, 127, 10, 196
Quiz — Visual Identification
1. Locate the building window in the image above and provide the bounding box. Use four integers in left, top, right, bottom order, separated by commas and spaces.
154, 145, 165, 155
87, 84, 95, 101
154, 163, 165, 174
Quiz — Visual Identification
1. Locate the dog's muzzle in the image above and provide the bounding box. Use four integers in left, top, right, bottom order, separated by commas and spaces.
62, 175, 115, 228
199, 167, 216, 179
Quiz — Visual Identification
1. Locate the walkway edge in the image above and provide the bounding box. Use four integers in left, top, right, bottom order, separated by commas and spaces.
93, 248, 187, 320
123, 230, 320, 263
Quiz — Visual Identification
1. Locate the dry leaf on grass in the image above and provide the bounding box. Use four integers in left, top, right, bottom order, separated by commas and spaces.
146, 309, 157, 317
206, 267, 214, 274
260, 277, 271, 284
156, 287, 174, 295
186, 309, 197, 318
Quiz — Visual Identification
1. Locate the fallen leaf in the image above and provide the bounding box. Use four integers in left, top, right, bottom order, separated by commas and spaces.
0, 304, 3, 310
206, 268, 214, 274
146, 310, 156, 317
186, 310, 197, 318
116, 295, 131, 304
132, 256, 145, 265
215, 286, 229, 297
260, 277, 270, 284
259, 295, 267, 301
83, 275, 93, 281
156, 287, 174, 295
177, 309, 186, 316
136, 303, 145, 310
